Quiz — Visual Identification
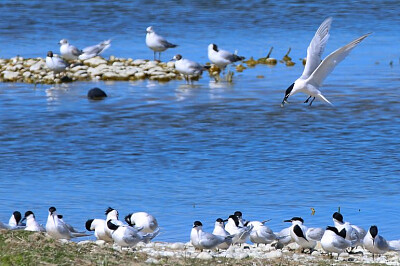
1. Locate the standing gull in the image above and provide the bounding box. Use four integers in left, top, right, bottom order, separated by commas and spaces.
59, 39, 82, 61
172, 54, 210, 84
281, 17, 370, 106
207, 44, 245, 70
146, 26, 177, 61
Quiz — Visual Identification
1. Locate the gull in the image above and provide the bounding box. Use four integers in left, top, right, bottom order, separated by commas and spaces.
281, 17, 371, 107
172, 54, 210, 84
106, 220, 159, 247
45, 206, 88, 240
207, 43, 245, 70
321, 226, 353, 258
46, 51, 68, 73
0, 211, 24, 230
248, 220, 277, 246
124, 212, 158, 233
191, 221, 233, 251
284, 217, 324, 252
212, 218, 233, 249
22, 211, 46, 232
332, 212, 366, 248
85, 218, 113, 242
225, 215, 253, 245
363, 225, 400, 258
146, 26, 177, 61
59, 39, 82, 61
79, 39, 112, 60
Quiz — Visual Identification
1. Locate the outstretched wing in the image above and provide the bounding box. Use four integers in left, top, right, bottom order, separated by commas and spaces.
300, 17, 332, 80
308, 33, 371, 87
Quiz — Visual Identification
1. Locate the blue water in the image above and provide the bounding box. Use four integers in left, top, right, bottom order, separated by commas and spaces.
1, 1, 400, 242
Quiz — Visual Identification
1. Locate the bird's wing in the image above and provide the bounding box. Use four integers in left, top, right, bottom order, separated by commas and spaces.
315, 94, 333, 106
199, 232, 223, 247
332, 236, 352, 250
300, 17, 332, 80
82, 40, 111, 55
71, 46, 82, 57
308, 33, 371, 87
306, 227, 325, 241
388, 240, 400, 251
376, 235, 390, 251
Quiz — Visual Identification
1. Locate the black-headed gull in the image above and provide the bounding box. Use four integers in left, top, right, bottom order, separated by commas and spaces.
46, 51, 68, 73
281, 17, 370, 106
79, 39, 111, 60
172, 54, 210, 84
146, 26, 177, 61
207, 43, 245, 70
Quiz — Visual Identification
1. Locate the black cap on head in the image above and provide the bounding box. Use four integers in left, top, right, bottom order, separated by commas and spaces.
49, 207, 56, 213
293, 224, 307, 241
85, 219, 94, 231
332, 212, 343, 223
216, 218, 224, 223
193, 221, 203, 227
370, 225, 378, 238
174, 54, 182, 60
107, 220, 119, 231
13, 211, 22, 224
47, 51, 54, 57
291, 217, 304, 223
105, 207, 115, 215
234, 211, 242, 218
125, 214, 135, 226
212, 44, 218, 52
228, 215, 239, 226
24, 211, 34, 218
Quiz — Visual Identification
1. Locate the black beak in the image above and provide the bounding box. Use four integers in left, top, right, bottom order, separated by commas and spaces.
281, 83, 294, 107
283, 219, 292, 223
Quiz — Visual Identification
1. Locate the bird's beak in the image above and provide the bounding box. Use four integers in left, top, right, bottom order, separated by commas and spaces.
223, 219, 228, 222
283, 219, 292, 223
281, 95, 289, 107
20, 217, 26, 223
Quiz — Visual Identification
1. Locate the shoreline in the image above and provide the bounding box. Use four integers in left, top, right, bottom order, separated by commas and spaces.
0, 230, 398, 265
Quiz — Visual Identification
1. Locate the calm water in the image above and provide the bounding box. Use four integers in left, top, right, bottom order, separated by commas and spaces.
0, 1, 400, 242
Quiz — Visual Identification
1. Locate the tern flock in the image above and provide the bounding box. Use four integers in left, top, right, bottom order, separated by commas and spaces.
1, 208, 400, 260
44, 17, 370, 106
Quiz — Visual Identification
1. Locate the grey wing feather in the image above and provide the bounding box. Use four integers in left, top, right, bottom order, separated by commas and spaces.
306, 227, 325, 241
160, 39, 177, 48
376, 236, 390, 251
71, 46, 82, 57
301, 17, 332, 79
332, 237, 352, 250
309, 33, 371, 87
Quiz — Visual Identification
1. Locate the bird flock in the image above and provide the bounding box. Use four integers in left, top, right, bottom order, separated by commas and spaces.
43, 17, 370, 106
1, 208, 399, 261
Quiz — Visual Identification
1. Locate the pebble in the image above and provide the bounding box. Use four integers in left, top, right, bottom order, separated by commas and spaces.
77, 240, 91, 245
145, 258, 159, 264
197, 252, 213, 260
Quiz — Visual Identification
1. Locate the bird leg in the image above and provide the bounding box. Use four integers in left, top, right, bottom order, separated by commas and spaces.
309, 97, 316, 106
153, 51, 156, 61
304, 96, 312, 103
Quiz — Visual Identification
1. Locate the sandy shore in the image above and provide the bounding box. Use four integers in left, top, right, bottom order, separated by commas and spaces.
1, 230, 398, 265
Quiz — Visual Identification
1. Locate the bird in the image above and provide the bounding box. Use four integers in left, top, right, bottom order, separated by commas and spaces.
85, 218, 113, 242
248, 220, 277, 246
207, 43, 245, 70
104, 207, 124, 239
124, 212, 158, 233
191, 221, 233, 251
46, 51, 68, 73
233, 211, 248, 227
332, 212, 366, 248
146, 26, 177, 61
275, 226, 293, 247
59, 39, 82, 61
22, 211, 46, 232
363, 225, 399, 259
57, 215, 85, 234
321, 226, 353, 258
45, 207, 88, 240
106, 219, 159, 247
225, 215, 252, 245
172, 54, 210, 84
284, 217, 324, 252
212, 218, 233, 249
281, 17, 371, 107
0, 211, 24, 230
79, 39, 112, 60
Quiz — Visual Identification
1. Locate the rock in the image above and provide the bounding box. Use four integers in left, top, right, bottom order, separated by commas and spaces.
145, 258, 159, 264
29, 61, 46, 72
58, 239, 69, 245
88, 88, 107, 100
135, 72, 146, 79
266, 250, 282, 259
78, 240, 91, 245
95, 240, 106, 246
234, 253, 249, 259
132, 59, 147, 66
83, 57, 108, 67
102, 72, 118, 80
2, 71, 20, 81
311, 250, 320, 256
169, 242, 185, 250
197, 252, 213, 260
166, 61, 175, 68
22, 71, 31, 78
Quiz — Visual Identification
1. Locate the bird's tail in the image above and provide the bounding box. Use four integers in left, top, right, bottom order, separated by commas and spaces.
141, 227, 160, 243
71, 232, 90, 238
388, 240, 400, 252
233, 54, 245, 62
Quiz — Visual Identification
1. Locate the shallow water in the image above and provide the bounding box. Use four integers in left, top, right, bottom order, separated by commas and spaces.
0, 1, 400, 242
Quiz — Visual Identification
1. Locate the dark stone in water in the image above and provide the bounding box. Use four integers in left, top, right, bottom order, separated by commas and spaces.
88, 88, 107, 100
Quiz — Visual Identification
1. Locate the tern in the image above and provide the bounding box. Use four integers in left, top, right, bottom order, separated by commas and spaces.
332, 212, 366, 248
284, 217, 324, 252
22, 211, 46, 232
146, 26, 177, 61
363, 225, 400, 259
45, 207, 88, 240
0, 211, 24, 230
225, 215, 252, 245
191, 221, 233, 251
248, 220, 277, 246
321, 226, 353, 258
85, 218, 113, 242
106, 220, 159, 247
212, 218, 233, 249
125, 212, 159, 233
281, 17, 370, 107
